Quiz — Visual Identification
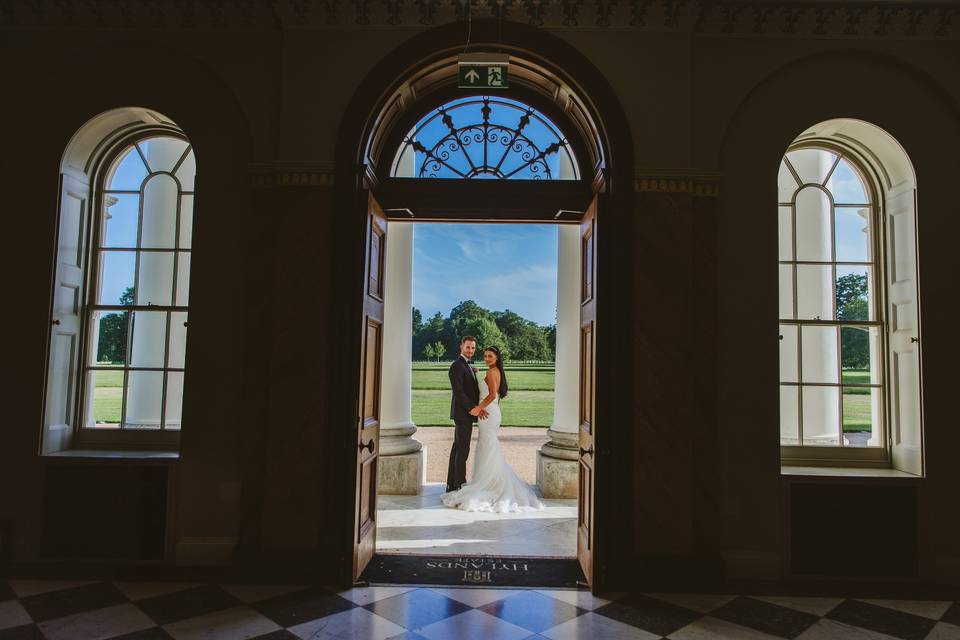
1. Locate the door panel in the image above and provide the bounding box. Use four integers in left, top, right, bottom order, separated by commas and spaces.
577, 196, 597, 586
44, 174, 89, 454
886, 187, 922, 475
354, 194, 387, 580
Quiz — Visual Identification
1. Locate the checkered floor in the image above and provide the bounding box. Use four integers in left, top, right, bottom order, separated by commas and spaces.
1, 578, 959, 639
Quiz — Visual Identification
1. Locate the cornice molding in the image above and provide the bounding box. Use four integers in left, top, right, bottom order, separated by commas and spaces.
1, 1, 957, 38
250, 162, 336, 188
249, 163, 723, 195
635, 169, 721, 196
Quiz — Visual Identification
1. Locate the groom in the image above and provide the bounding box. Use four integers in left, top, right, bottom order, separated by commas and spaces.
446, 336, 488, 491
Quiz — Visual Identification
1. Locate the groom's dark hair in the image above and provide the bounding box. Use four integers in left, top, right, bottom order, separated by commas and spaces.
461, 336, 477, 344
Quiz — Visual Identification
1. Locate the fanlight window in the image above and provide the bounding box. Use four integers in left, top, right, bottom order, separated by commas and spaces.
85, 136, 195, 431
391, 96, 579, 180
777, 147, 883, 449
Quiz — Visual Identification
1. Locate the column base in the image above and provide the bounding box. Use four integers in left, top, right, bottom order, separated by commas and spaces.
536, 451, 578, 499
377, 448, 426, 495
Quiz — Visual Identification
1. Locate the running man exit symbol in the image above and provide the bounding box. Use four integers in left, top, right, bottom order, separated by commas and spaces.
458, 53, 510, 89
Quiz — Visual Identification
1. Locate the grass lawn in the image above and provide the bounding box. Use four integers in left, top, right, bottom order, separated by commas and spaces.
841, 368, 872, 389
91, 367, 124, 424
841, 369, 874, 433
842, 390, 873, 433
412, 389, 555, 427
90, 359, 871, 433
413, 362, 556, 390
413, 361, 555, 427
90, 360, 558, 427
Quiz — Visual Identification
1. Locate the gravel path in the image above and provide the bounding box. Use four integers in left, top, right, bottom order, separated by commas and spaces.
414, 426, 549, 485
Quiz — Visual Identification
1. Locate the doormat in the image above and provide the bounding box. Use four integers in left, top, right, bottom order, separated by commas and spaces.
360, 554, 586, 588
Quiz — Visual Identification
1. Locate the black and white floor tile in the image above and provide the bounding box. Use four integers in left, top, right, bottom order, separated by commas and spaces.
1, 578, 959, 639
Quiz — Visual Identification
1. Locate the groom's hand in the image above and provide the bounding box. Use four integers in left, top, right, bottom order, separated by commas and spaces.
479, 409, 489, 419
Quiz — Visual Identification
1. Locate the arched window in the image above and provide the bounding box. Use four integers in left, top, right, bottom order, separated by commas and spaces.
44, 110, 194, 453
778, 120, 922, 473
391, 96, 579, 180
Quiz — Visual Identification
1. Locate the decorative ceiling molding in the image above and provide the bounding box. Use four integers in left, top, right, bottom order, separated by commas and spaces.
1, 1, 957, 38
250, 162, 336, 188
635, 169, 721, 196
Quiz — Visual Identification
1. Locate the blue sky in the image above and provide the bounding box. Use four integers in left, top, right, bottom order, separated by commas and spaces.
394, 95, 576, 179
413, 224, 558, 326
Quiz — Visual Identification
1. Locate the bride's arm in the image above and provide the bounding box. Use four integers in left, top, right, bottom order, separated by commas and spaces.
479, 369, 500, 409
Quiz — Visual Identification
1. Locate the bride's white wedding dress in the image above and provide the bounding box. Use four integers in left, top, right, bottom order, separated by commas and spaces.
442, 375, 545, 513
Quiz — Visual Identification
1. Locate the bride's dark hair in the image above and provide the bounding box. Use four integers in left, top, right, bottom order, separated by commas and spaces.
484, 346, 508, 399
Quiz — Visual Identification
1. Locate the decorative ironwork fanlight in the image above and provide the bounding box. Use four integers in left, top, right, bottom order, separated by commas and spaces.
391, 96, 579, 180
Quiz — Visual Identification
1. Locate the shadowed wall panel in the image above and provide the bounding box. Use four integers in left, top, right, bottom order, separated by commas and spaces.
790, 483, 917, 577
42, 465, 167, 560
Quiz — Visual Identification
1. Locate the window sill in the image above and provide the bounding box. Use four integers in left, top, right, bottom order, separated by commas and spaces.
781, 465, 920, 479
44, 449, 180, 461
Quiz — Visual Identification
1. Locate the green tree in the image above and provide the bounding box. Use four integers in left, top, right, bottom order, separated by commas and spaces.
446, 300, 508, 357
493, 309, 550, 360
412, 307, 423, 334
413, 311, 446, 360
544, 324, 557, 360
423, 342, 437, 361
412, 301, 555, 362
96, 286, 133, 364
836, 273, 869, 321
836, 273, 870, 369
459, 315, 509, 357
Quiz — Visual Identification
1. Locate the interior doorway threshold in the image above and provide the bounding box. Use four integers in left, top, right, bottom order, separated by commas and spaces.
359, 553, 585, 588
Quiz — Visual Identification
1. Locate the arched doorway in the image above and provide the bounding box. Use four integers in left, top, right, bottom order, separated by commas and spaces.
333, 20, 634, 592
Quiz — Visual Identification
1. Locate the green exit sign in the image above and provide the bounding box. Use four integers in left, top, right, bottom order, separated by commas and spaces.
458, 53, 510, 89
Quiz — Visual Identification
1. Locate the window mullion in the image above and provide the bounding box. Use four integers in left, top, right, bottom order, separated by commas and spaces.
822, 153, 842, 187
790, 184, 802, 446
120, 309, 133, 430
161, 311, 171, 431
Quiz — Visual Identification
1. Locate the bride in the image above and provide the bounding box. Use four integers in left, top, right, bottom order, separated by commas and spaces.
442, 346, 545, 513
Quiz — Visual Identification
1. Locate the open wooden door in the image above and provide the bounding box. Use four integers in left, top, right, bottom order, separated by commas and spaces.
577, 195, 597, 586
353, 192, 387, 581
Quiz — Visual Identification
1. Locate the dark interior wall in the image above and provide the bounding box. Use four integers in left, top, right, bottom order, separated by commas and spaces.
715, 48, 960, 580
0, 31, 263, 559
1, 11, 958, 586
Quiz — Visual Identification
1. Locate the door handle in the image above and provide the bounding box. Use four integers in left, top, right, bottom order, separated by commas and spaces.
579, 445, 593, 458
359, 440, 375, 454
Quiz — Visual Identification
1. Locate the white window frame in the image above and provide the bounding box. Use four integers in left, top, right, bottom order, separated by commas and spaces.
779, 140, 892, 468
44, 124, 191, 453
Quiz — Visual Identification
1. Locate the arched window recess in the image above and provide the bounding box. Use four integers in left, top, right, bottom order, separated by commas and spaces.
777, 119, 922, 475
44, 108, 195, 454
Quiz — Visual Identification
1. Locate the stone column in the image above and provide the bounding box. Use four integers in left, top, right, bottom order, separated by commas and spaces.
377, 221, 426, 494
790, 151, 838, 445
125, 140, 183, 429
537, 222, 581, 498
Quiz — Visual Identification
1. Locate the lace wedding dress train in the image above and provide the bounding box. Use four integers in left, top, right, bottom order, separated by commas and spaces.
441, 376, 545, 513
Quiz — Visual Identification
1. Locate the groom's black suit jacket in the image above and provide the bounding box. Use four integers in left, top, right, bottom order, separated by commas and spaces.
449, 356, 480, 423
